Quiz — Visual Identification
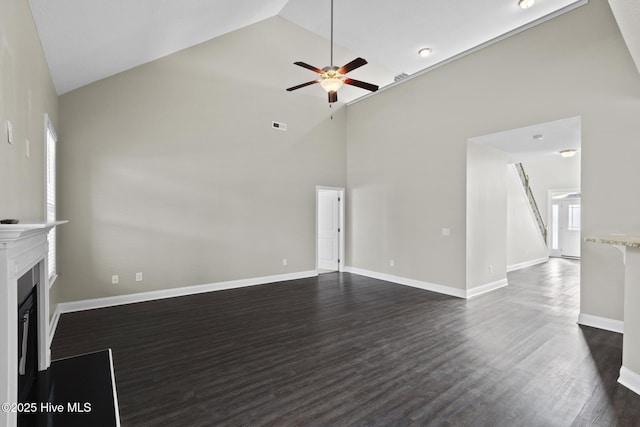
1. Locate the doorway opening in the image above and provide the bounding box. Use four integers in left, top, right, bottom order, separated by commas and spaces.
469, 115, 581, 274
316, 187, 345, 274
548, 190, 581, 258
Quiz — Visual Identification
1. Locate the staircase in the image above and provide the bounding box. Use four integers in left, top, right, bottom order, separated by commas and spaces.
515, 163, 547, 244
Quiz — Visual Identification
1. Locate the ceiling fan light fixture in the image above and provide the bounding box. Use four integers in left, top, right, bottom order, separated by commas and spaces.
320, 76, 344, 93
518, 0, 535, 9
560, 149, 577, 157
286, 0, 378, 103
418, 48, 432, 58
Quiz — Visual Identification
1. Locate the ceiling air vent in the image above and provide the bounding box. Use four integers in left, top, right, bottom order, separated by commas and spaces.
394, 73, 409, 82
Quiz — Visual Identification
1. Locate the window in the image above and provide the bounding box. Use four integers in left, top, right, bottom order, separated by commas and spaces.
568, 204, 581, 231
45, 115, 57, 282
551, 204, 559, 250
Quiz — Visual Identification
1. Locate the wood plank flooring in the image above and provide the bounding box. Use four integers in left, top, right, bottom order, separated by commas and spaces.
51, 258, 640, 426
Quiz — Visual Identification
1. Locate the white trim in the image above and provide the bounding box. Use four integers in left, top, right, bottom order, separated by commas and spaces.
348, 0, 588, 106
55, 270, 318, 314
577, 313, 624, 333
344, 267, 467, 298
44, 114, 59, 283
49, 304, 62, 347
316, 186, 345, 273
547, 187, 581, 257
344, 267, 509, 299
507, 257, 549, 272
108, 349, 122, 427
467, 279, 509, 298
48, 273, 59, 289
619, 366, 640, 396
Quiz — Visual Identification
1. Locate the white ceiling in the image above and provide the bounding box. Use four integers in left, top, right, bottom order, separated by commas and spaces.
27, 0, 637, 100
469, 116, 581, 163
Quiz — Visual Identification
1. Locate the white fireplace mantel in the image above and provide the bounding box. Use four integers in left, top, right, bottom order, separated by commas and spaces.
0, 221, 67, 427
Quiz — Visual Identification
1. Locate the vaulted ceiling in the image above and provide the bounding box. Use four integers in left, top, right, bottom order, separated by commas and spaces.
28, 0, 639, 103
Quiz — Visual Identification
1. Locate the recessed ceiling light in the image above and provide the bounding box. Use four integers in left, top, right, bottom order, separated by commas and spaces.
418, 48, 432, 58
518, 0, 535, 9
560, 149, 577, 157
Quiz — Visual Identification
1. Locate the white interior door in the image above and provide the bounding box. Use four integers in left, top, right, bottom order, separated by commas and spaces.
317, 190, 340, 271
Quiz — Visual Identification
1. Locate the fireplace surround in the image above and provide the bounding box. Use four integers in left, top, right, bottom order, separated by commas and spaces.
0, 222, 66, 427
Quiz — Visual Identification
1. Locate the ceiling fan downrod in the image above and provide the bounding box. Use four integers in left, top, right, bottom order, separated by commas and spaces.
286, 0, 379, 103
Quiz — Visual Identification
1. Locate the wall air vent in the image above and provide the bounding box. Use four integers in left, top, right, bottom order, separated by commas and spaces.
394, 73, 409, 82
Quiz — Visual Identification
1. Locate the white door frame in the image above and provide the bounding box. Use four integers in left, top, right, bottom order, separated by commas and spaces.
547, 188, 580, 257
316, 186, 345, 273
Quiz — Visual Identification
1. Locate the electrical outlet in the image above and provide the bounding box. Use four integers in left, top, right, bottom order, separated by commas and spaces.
136, 272, 143, 282
25, 139, 30, 158
282, 258, 288, 266
489, 265, 493, 274
390, 259, 395, 267
112, 275, 119, 284
442, 228, 450, 236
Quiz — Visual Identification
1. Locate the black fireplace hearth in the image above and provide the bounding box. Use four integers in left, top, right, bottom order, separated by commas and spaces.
17, 269, 39, 426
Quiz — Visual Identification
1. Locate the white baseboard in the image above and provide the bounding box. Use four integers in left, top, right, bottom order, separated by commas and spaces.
507, 257, 549, 272
619, 366, 640, 396
466, 279, 509, 298
344, 267, 467, 299
344, 267, 509, 299
56, 270, 318, 315
577, 313, 624, 334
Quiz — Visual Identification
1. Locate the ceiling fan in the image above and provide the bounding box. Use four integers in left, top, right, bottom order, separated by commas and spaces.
286, 0, 379, 103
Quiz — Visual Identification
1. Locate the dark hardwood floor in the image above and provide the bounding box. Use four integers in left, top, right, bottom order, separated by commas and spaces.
51, 258, 640, 426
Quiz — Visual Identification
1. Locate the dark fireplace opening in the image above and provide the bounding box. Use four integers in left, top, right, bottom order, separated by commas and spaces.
17, 267, 39, 405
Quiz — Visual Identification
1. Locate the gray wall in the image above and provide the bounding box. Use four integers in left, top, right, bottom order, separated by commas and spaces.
0, 0, 58, 221
466, 142, 507, 289
346, 0, 640, 318
507, 165, 548, 268
58, 17, 347, 301
0, 0, 60, 312
525, 152, 582, 224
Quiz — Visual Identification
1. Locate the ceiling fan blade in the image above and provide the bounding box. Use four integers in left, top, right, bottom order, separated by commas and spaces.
344, 78, 379, 92
294, 62, 324, 74
286, 80, 320, 91
328, 91, 338, 103
338, 57, 368, 74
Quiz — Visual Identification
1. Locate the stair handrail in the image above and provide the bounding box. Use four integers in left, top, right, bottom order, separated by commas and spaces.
515, 163, 548, 244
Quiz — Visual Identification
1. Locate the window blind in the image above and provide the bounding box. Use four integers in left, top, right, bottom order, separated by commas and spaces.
46, 118, 57, 280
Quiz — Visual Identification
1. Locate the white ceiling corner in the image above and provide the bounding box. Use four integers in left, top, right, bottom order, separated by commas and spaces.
28, 0, 289, 94
28, 0, 588, 98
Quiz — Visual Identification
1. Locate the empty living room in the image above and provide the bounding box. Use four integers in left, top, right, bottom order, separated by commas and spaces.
2, 0, 640, 426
